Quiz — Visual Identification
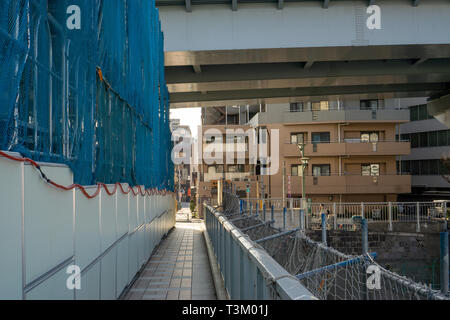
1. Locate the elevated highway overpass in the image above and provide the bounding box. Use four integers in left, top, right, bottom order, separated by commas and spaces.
157, 0, 450, 108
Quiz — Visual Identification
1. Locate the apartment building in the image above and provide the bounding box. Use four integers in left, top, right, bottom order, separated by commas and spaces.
196, 106, 263, 210
171, 122, 192, 203
196, 124, 258, 204
397, 98, 450, 201
249, 99, 412, 203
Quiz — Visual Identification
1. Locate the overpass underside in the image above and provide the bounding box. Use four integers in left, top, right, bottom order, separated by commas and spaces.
157, 1, 450, 108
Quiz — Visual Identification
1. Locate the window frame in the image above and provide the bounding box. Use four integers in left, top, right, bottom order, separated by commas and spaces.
361, 131, 379, 143
311, 132, 331, 144
312, 164, 331, 177
290, 132, 306, 145
361, 163, 380, 176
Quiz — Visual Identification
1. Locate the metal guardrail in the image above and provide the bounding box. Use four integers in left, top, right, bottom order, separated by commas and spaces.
204, 204, 317, 300
221, 193, 449, 300
240, 198, 449, 232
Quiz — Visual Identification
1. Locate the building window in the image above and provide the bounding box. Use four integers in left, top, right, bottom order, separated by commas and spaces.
228, 165, 245, 173
408, 130, 450, 148
400, 159, 447, 176
290, 132, 306, 145
429, 131, 438, 147
419, 132, 428, 148
311, 101, 329, 111
410, 104, 433, 122
291, 165, 300, 176
257, 126, 268, 144
361, 164, 380, 176
438, 130, 448, 146
360, 100, 379, 110
312, 164, 331, 177
290, 102, 303, 112
401, 160, 411, 174
361, 132, 379, 143
208, 165, 223, 174
312, 132, 330, 144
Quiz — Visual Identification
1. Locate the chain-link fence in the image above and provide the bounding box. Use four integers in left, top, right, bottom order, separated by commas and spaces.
222, 193, 449, 300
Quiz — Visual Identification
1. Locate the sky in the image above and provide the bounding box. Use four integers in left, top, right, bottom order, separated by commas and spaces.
170, 107, 202, 139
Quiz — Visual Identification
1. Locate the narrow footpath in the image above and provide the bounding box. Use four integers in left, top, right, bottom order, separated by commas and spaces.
125, 206, 217, 300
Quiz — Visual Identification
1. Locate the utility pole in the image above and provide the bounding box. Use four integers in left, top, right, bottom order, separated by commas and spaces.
296, 143, 309, 210
178, 166, 182, 208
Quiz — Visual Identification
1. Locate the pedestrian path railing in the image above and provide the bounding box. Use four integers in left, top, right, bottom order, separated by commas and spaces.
240, 198, 449, 232
218, 193, 449, 300
204, 204, 317, 300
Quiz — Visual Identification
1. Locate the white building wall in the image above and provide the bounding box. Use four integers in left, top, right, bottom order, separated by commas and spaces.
0, 153, 175, 300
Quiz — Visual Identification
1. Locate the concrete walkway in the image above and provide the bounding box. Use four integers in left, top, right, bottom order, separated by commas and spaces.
124, 208, 217, 300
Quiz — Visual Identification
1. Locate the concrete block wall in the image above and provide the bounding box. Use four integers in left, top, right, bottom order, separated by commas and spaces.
0, 154, 176, 300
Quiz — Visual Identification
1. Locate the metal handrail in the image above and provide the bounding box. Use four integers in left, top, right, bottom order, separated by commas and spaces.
205, 204, 317, 300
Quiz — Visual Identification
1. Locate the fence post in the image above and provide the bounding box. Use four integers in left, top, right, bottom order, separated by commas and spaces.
256, 204, 259, 218
300, 209, 305, 233
283, 207, 286, 230
290, 198, 294, 220
362, 218, 368, 254
250, 202, 253, 216
263, 204, 266, 221
444, 201, 448, 230
388, 202, 393, 232
240, 200, 243, 215
440, 231, 449, 295
271, 205, 274, 223
416, 202, 421, 233
333, 203, 337, 230
321, 213, 327, 245
361, 202, 365, 219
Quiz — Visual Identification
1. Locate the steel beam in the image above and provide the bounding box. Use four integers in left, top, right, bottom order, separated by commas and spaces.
166, 59, 450, 84
240, 220, 274, 232
169, 82, 450, 104
255, 228, 299, 244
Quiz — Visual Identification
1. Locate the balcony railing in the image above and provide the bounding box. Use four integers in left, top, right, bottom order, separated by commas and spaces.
283, 140, 410, 157
283, 109, 410, 123
286, 174, 411, 194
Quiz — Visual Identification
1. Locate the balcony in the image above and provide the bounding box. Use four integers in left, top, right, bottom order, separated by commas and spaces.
203, 172, 251, 182
202, 143, 249, 159
283, 141, 410, 157
289, 175, 411, 194
282, 109, 410, 124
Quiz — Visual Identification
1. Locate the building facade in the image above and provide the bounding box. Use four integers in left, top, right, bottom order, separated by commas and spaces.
249, 99, 412, 203
398, 98, 450, 201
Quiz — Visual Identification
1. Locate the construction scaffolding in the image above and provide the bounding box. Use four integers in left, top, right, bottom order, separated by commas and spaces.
0, 0, 173, 189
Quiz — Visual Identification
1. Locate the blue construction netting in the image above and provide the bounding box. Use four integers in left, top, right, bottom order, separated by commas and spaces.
0, 0, 174, 190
